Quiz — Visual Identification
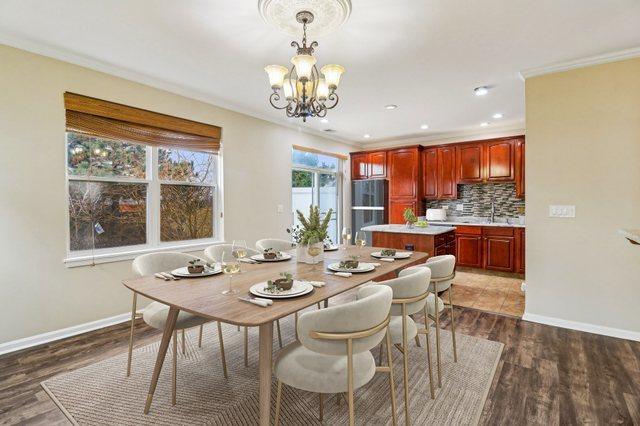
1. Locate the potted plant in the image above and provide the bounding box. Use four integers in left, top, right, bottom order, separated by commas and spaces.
263, 248, 279, 260
265, 272, 294, 292
187, 259, 205, 274
339, 255, 360, 270
403, 208, 418, 229
287, 205, 333, 264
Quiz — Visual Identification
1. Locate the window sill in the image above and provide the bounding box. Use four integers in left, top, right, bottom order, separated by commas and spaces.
63, 240, 224, 268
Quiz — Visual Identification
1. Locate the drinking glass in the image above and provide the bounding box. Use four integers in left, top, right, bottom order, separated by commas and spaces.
307, 236, 323, 271
221, 251, 240, 295
232, 240, 248, 272
341, 227, 352, 249
354, 231, 366, 258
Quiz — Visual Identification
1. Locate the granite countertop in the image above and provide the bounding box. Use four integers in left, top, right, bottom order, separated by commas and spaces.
361, 224, 456, 235
619, 229, 640, 245
428, 220, 525, 228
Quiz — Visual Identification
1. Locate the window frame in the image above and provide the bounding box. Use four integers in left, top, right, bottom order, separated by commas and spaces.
64, 136, 224, 268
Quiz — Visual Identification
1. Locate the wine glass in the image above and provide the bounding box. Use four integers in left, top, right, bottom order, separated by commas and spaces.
341, 227, 351, 250
307, 236, 323, 271
232, 240, 248, 272
221, 251, 240, 295
354, 231, 366, 258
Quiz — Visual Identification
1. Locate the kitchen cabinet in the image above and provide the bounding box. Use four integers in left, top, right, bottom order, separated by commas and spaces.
456, 143, 484, 183
515, 228, 525, 274
422, 148, 438, 199
454, 225, 523, 273
371, 230, 455, 257
389, 199, 417, 224
437, 146, 457, 199
483, 227, 515, 272
455, 226, 483, 268
369, 151, 387, 178
388, 148, 419, 199
351, 153, 368, 180
515, 139, 525, 198
485, 139, 515, 181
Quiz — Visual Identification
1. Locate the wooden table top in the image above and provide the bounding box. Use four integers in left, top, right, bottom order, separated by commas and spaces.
123, 246, 428, 326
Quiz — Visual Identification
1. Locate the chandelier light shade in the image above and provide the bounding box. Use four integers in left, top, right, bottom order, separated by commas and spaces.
264, 10, 345, 122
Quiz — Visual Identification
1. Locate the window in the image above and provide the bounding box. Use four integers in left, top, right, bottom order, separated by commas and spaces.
291, 147, 343, 244
64, 93, 222, 265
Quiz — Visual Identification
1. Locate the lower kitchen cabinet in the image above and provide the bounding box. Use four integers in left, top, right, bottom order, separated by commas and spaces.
515, 228, 525, 274
455, 234, 483, 267
454, 225, 523, 273
484, 236, 515, 271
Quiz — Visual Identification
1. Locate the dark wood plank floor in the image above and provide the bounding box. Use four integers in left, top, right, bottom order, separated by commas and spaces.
1, 306, 639, 425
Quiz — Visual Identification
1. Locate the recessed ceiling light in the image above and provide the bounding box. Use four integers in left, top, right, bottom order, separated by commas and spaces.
384, 104, 398, 110
320, 118, 329, 123
480, 122, 490, 127
363, 134, 371, 139
474, 86, 489, 96
420, 124, 429, 130
492, 113, 503, 119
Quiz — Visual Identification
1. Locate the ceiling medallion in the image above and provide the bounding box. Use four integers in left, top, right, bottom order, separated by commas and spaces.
258, 0, 352, 38
264, 11, 345, 122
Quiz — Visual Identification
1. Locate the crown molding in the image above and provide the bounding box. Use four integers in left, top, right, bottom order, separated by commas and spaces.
360, 124, 525, 150
520, 46, 640, 79
0, 32, 361, 149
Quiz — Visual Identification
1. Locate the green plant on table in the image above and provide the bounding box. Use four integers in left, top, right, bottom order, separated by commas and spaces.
287, 205, 334, 245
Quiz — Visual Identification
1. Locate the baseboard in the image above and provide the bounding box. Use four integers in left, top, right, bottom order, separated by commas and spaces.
0, 311, 138, 356
522, 312, 640, 342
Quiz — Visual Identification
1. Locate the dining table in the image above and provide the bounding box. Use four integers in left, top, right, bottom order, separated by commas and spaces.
122, 245, 429, 425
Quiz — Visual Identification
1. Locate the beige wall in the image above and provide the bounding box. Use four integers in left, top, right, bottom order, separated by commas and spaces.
525, 57, 640, 335
0, 45, 357, 344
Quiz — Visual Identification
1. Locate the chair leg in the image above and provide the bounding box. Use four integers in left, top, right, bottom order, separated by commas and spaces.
181, 329, 186, 355
433, 283, 442, 388
423, 306, 435, 400
274, 380, 283, 426
244, 327, 249, 367
319, 393, 324, 421
378, 341, 384, 365
126, 292, 137, 377
347, 339, 355, 426
411, 315, 421, 347
216, 322, 228, 379
198, 324, 204, 348
401, 305, 410, 425
172, 330, 177, 406
385, 327, 398, 426
449, 287, 458, 363
317, 302, 322, 309
276, 320, 283, 349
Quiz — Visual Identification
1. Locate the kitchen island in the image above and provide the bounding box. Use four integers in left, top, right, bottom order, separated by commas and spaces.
361, 224, 457, 257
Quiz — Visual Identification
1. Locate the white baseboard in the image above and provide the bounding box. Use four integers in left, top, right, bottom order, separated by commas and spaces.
0, 311, 138, 356
522, 312, 640, 342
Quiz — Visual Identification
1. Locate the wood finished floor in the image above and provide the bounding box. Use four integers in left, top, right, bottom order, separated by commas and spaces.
1, 304, 639, 425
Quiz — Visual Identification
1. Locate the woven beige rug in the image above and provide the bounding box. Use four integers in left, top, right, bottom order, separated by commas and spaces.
42, 315, 502, 425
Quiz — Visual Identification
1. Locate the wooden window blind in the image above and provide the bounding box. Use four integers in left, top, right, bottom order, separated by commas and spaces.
64, 92, 221, 153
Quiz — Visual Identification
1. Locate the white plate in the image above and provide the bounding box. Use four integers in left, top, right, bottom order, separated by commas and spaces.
249, 280, 314, 299
171, 266, 222, 278
323, 245, 339, 252
327, 262, 376, 273
250, 253, 293, 262
371, 251, 413, 259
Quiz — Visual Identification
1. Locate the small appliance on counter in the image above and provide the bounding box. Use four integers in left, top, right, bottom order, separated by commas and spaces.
426, 208, 447, 222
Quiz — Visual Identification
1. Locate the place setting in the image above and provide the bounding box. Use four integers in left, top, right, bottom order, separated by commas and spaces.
154, 258, 222, 280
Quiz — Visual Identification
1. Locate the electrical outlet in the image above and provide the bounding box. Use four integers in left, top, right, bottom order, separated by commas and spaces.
549, 205, 576, 218
456, 204, 464, 211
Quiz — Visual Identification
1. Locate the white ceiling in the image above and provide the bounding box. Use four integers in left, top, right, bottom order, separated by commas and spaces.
1, 0, 639, 145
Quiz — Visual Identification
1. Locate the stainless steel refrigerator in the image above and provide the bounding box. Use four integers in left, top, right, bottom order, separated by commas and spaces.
351, 179, 388, 245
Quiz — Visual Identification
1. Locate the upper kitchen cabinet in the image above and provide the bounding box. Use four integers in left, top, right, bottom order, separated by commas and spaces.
351, 153, 368, 180
388, 147, 420, 199
422, 148, 438, 199
456, 143, 484, 183
515, 138, 525, 198
350, 151, 387, 180
485, 139, 515, 181
422, 146, 456, 200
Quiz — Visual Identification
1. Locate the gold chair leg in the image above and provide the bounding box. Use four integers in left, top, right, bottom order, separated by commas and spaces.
172, 330, 177, 406
274, 380, 283, 426
244, 326, 249, 367
319, 393, 324, 421
198, 324, 203, 348
401, 305, 410, 425
276, 320, 283, 349
433, 283, 442, 388
347, 339, 355, 426
411, 314, 421, 347
449, 287, 458, 363
217, 322, 228, 379
181, 329, 186, 355
385, 327, 398, 426
126, 292, 137, 377
378, 341, 384, 365
423, 306, 435, 399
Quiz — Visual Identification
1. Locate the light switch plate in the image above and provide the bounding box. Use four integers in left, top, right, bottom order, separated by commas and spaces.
549, 205, 576, 218
277, 204, 284, 213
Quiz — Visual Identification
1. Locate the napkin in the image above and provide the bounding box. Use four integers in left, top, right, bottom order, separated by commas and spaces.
154, 273, 169, 280
247, 298, 270, 307
335, 272, 352, 278
239, 258, 256, 264
306, 281, 325, 288
370, 262, 381, 267
379, 258, 395, 262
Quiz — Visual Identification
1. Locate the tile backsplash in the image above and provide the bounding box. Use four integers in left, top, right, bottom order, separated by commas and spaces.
425, 183, 525, 218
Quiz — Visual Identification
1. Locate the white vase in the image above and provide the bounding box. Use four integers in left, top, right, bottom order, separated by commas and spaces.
296, 245, 324, 264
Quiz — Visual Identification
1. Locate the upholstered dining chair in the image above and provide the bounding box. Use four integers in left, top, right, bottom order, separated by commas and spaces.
402, 254, 456, 387
273, 285, 397, 426
255, 238, 295, 252
203, 244, 284, 365
376, 267, 437, 423
129, 252, 228, 406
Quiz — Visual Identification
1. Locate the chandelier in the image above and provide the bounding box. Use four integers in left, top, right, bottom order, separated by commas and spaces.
264, 11, 345, 122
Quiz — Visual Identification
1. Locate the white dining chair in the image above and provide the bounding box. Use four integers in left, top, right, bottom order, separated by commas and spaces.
203, 244, 284, 363
255, 238, 295, 252
401, 254, 456, 387
128, 252, 228, 406
377, 267, 437, 423
273, 285, 397, 426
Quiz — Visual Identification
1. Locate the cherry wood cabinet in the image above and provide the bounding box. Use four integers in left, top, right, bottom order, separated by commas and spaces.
371, 230, 454, 256
456, 143, 484, 183
456, 235, 483, 268
485, 139, 515, 181
454, 225, 523, 273
389, 199, 417, 224
351, 153, 368, 180
437, 146, 457, 199
515, 228, 525, 274
515, 139, 525, 198
369, 151, 387, 179
484, 236, 515, 271
422, 148, 438, 199
388, 148, 419, 199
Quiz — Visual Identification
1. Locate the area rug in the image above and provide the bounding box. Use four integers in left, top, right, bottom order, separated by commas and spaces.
42, 314, 503, 425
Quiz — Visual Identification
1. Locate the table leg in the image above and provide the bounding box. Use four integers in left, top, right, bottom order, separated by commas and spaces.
258, 322, 274, 426
144, 307, 179, 414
